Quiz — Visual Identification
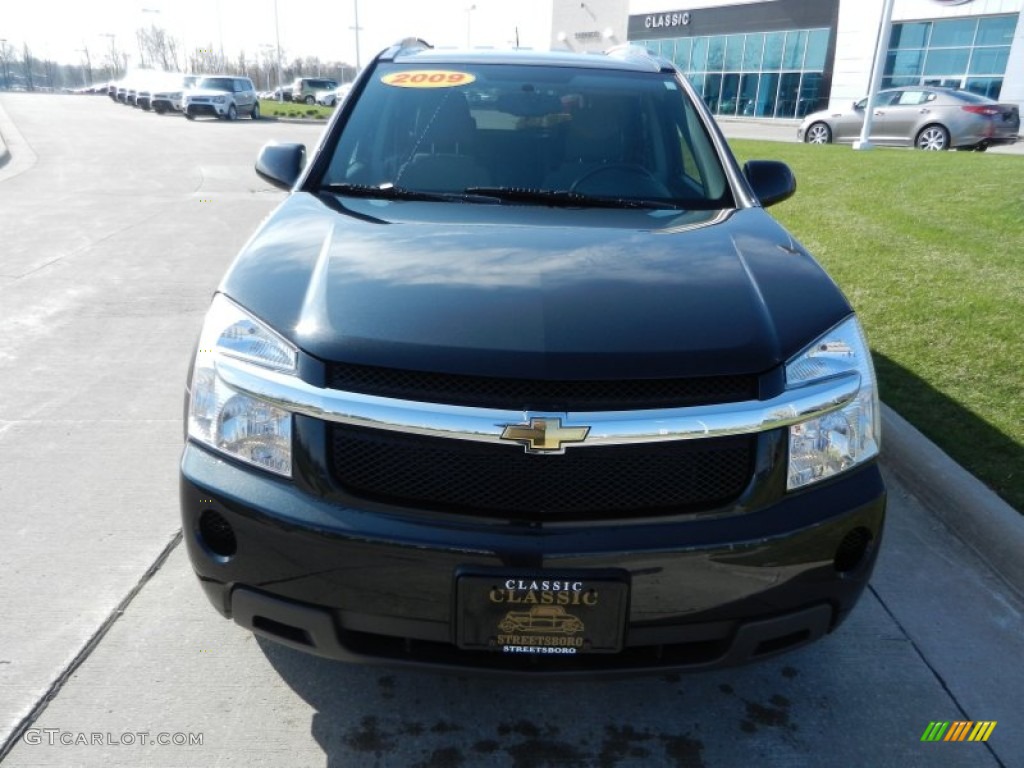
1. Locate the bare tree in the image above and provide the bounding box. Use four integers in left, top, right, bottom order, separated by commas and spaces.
79, 44, 93, 85
166, 36, 181, 72
22, 42, 35, 91
0, 40, 14, 89
103, 36, 125, 79
303, 56, 324, 76
42, 58, 58, 90
138, 25, 181, 71
190, 44, 226, 74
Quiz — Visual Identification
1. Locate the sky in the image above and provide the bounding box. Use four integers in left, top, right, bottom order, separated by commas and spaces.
2, 0, 555, 69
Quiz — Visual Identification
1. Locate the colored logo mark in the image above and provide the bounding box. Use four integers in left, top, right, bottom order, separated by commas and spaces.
921, 721, 997, 742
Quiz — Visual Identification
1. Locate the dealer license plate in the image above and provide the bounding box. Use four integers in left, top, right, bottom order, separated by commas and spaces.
456, 571, 629, 655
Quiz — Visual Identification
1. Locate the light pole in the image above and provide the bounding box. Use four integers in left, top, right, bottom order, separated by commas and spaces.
350, 0, 363, 73
274, 0, 284, 100
216, 0, 225, 67
853, 0, 895, 150
466, 4, 477, 48
76, 47, 92, 86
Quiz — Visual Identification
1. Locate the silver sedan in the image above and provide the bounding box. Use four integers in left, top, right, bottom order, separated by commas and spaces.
798, 86, 1020, 151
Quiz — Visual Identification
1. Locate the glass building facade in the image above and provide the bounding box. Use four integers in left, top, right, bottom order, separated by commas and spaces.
884, 14, 1018, 99
635, 28, 831, 118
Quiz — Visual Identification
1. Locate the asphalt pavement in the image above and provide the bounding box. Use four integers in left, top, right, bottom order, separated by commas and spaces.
0, 93, 1022, 768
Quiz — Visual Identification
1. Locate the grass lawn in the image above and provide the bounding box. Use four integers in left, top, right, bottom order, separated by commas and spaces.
728, 140, 1024, 511
258, 99, 333, 120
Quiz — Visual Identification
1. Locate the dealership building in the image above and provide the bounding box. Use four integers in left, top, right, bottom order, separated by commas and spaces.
551, 0, 1024, 118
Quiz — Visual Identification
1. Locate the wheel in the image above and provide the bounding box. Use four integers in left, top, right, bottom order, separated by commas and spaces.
916, 124, 949, 151
804, 121, 832, 144
568, 163, 667, 197
227, 103, 238, 121
304, 95, 315, 105
185, 111, 195, 121
154, 104, 166, 114
251, 102, 260, 120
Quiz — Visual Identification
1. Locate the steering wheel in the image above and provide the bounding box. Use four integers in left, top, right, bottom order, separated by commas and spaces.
568, 164, 667, 196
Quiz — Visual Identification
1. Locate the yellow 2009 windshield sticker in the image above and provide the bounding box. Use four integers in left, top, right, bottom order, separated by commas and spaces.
381, 71, 476, 88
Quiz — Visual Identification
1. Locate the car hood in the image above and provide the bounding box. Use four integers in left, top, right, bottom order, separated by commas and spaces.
220, 193, 852, 379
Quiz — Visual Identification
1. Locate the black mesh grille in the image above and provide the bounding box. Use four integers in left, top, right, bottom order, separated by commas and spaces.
329, 425, 755, 520
327, 362, 758, 410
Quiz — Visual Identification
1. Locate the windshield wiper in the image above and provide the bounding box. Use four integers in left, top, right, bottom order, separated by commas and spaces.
320, 182, 499, 204
464, 187, 683, 210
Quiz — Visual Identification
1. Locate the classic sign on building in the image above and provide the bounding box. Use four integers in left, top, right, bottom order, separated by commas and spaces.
627, 0, 1022, 119
644, 11, 691, 29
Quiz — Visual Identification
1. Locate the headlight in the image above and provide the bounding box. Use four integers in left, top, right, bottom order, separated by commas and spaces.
212, 95, 226, 103
786, 315, 880, 490
187, 294, 296, 477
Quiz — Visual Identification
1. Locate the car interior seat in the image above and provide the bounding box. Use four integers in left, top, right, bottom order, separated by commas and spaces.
396, 93, 492, 192
543, 96, 669, 198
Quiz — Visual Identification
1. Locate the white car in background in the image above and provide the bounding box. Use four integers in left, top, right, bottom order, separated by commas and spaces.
151, 74, 200, 114
316, 83, 353, 107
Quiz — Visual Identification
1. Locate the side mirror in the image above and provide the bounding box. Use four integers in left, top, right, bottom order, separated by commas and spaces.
854, 100, 866, 111
255, 142, 306, 190
743, 160, 796, 208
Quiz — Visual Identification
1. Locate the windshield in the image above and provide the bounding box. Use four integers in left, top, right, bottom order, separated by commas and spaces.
197, 77, 234, 92
321, 62, 732, 208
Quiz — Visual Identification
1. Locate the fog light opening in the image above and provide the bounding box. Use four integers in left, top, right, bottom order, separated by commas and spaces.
252, 616, 313, 647
198, 509, 237, 559
834, 527, 873, 573
754, 629, 811, 657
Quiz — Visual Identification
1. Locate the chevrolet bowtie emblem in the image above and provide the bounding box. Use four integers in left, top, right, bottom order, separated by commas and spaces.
500, 417, 590, 454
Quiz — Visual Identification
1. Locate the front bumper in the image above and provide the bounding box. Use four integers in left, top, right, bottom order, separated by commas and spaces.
185, 102, 228, 118
180, 440, 886, 675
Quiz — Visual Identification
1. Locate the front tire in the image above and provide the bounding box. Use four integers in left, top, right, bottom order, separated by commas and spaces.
916, 124, 949, 151
805, 122, 832, 144
251, 102, 260, 120
227, 103, 238, 121
304, 95, 315, 105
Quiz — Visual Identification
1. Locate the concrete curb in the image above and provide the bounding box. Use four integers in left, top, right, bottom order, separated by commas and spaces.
881, 403, 1024, 600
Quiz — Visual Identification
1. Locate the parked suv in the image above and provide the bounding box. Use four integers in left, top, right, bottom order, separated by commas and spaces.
151, 74, 200, 114
183, 75, 259, 120
181, 41, 885, 674
291, 76, 338, 104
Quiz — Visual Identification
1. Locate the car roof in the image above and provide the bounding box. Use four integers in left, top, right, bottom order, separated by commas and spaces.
383, 42, 674, 74
880, 85, 997, 102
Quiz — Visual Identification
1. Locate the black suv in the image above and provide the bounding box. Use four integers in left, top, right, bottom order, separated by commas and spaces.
180, 40, 885, 674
